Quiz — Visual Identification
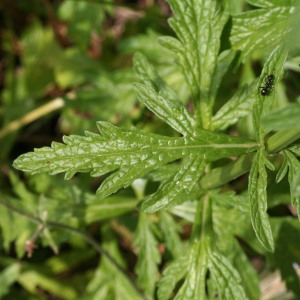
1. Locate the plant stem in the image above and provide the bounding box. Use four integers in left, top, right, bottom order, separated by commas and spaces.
266, 127, 300, 153
200, 153, 255, 190
0, 98, 64, 140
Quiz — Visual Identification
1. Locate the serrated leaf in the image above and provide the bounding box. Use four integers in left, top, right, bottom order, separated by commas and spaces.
212, 191, 261, 299
231, 6, 295, 61
133, 213, 161, 297
252, 45, 287, 143
133, 52, 178, 103
248, 149, 274, 252
210, 50, 236, 102
141, 156, 206, 212
120, 30, 175, 64
174, 241, 208, 300
211, 80, 257, 131
262, 103, 300, 131
290, 145, 300, 156
231, 241, 260, 299
157, 255, 189, 300
160, 0, 228, 127
208, 252, 246, 300
276, 152, 288, 183
210, 190, 249, 213
58, 1, 107, 50
133, 82, 197, 136
14, 121, 256, 202
246, 0, 297, 8
0, 263, 21, 298
170, 200, 198, 223
86, 225, 142, 300
262, 153, 275, 171
269, 218, 300, 296
173, 196, 213, 300
158, 211, 183, 258
284, 150, 300, 219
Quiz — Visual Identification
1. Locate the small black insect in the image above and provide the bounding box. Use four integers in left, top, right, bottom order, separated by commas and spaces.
260, 74, 275, 96
260, 87, 271, 96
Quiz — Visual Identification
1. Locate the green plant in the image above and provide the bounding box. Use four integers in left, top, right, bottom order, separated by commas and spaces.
2, 0, 300, 299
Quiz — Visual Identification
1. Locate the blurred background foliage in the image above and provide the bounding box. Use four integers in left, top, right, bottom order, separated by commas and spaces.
0, 0, 300, 299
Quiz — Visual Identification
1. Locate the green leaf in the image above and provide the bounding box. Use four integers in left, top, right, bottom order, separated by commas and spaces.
283, 150, 300, 219
140, 156, 206, 212
246, 0, 298, 8
252, 45, 287, 143
173, 241, 208, 300
55, 48, 100, 88
170, 200, 198, 223
13, 121, 256, 206
18, 267, 77, 299
58, 0, 108, 50
210, 190, 249, 212
248, 149, 274, 252
121, 31, 190, 103
208, 252, 246, 300
269, 218, 300, 296
290, 145, 300, 156
22, 21, 62, 98
210, 50, 236, 102
133, 52, 178, 103
231, 5, 295, 61
85, 196, 137, 223
173, 196, 213, 299
212, 196, 261, 299
133, 213, 161, 297
0, 196, 35, 257
62, 67, 137, 132
212, 191, 264, 254
158, 211, 183, 258
262, 103, 300, 131
276, 152, 288, 183
159, 0, 229, 127
133, 82, 197, 136
0, 263, 21, 298
120, 30, 176, 65
157, 256, 189, 300
86, 225, 142, 300
211, 80, 257, 131
171, 191, 261, 299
